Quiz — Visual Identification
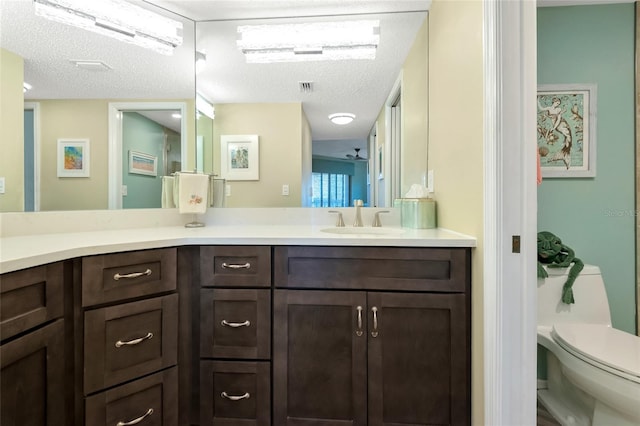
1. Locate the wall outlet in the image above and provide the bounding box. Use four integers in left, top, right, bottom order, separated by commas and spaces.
427, 170, 434, 193
225, 184, 231, 196
0, 177, 5, 194
282, 184, 289, 196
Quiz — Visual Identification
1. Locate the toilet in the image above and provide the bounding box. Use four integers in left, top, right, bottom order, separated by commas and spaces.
537, 264, 640, 426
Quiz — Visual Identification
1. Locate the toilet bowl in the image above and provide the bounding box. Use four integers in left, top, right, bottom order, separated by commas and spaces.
537, 264, 640, 426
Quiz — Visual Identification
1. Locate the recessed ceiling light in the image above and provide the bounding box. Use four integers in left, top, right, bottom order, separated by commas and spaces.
23, 82, 32, 92
329, 113, 355, 125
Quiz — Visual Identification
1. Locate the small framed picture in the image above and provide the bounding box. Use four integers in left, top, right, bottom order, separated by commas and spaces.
537, 84, 597, 178
129, 150, 157, 176
57, 139, 90, 178
220, 135, 259, 181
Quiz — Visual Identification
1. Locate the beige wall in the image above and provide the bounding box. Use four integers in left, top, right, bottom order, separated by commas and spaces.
20, 98, 195, 211
0, 49, 24, 212
38, 100, 109, 210
401, 16, 429, 195
213, 103, 303, 207
428, 1, 484, 423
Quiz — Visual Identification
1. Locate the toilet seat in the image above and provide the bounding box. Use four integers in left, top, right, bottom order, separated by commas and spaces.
552, 323, 640, 384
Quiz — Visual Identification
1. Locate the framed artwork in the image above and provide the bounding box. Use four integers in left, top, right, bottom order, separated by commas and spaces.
57, 139, 90, 177
537, 84, 597, 177
220, 134, 259, 181
129, 150, 157, 176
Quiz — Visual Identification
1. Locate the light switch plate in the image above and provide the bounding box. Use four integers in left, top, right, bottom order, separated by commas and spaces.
0, 177, 5, 194
282, 184, 289, 196
225, 184, 231, 196
427, 170, 434, 193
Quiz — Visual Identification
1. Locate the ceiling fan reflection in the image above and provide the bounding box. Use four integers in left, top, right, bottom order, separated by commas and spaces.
346, 148, 367, 161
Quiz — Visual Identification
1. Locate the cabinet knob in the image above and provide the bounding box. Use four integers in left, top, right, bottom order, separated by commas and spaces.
115, 332, 153, 348
221, 262, 251, 270
221, 320, 251, 328
116, 408, 153, 426
113, 269, 152, 280
221, 392, 251, 401
371, 307, 379, 338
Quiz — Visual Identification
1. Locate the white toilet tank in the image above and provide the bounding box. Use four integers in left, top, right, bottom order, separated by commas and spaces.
537, 264, 612, 328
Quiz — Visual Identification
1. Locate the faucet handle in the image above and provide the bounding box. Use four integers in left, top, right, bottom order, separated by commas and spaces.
328, 210, 345, 227
372, 210, 390, 227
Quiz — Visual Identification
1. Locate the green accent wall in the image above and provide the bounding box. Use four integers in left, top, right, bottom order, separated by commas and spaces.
122, 112, 164, 209
537, 4, 636, 333
312, 157, 368, 205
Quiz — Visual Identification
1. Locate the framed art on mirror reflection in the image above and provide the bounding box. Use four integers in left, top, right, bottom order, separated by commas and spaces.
57, 138, 90, 178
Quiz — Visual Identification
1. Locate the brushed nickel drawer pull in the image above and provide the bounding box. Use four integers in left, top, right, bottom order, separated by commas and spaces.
356, 306, 363, 337
116, 408, 153, 426
221, 262, 251, 269
115, 332, 153, 348
113, 269, 152, 280
221, 392, 250, 401
371, 307, 379, 338
221, 320, 251, 328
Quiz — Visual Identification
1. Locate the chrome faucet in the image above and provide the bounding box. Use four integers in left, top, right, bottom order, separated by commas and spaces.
353, 199, 363, 227
328, 210, 345, 227
372, 210, 390, 227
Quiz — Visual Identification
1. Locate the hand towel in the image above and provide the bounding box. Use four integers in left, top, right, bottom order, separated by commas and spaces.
175, 172, 209, 214
161, 176, 175, 208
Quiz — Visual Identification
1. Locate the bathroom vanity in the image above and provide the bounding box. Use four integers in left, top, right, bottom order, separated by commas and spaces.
0, 217, 474, 425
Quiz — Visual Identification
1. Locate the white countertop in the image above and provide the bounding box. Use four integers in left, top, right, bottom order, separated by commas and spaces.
0, 208, 476, 273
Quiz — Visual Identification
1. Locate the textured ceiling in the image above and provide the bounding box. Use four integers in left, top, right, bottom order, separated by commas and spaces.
1, 0, 429, 159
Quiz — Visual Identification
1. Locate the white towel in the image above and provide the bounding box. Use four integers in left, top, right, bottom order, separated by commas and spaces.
161, 176, 175, 208
175, 172, 209, 214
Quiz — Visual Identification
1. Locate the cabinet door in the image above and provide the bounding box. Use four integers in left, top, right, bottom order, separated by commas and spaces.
367, 292, 469, 426
1, 319, 65, 426
273, 290, 367, 425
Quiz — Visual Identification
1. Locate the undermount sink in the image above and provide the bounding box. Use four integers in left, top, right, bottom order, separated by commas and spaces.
320, 227, 406, 236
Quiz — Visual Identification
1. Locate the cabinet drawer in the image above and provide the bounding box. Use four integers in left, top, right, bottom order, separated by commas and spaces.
82, 248, 176, 307
84, 294, 178, 394
85, 366, 178, 426
200, 361, 270, 426
200, 246, 271, 288
0, 263, 64, 341
274, 246, 471, 292
201, 289, 271, 360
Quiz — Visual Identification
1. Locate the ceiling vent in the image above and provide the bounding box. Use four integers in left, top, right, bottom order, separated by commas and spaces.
299, 81, 314, 93
70, 60, 112, 71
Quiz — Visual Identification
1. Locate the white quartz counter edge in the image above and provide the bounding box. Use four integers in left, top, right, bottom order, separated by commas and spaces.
0, 225, 476, 274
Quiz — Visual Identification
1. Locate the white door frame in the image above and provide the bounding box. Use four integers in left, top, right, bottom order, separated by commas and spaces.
384, 72, 403, 206
23, 102, 41, 212
484, 1, 537, 425
107, 102, 187, 209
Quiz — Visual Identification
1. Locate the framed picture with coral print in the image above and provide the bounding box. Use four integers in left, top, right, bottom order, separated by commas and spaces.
57, 139, 90, 177
220, 134, 259, 181
537, 84, 597, 178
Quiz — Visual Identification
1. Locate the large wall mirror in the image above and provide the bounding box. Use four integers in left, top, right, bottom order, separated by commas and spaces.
0, 0, 195, 212
0, 0, 429, 212
193, 5, 429, 208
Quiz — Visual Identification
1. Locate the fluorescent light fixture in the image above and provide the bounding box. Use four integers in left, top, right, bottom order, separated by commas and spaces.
329, 113, 355, 125
237, 20, 379, 63
23, 82, 33, 93
196, 93, 215, 120
33, 0, 183, 55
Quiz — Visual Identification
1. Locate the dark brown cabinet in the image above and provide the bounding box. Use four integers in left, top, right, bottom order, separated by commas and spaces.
273, 246, 471, 426
0, 262, 67, 426
199, 246, 272, 426
80, 248, 179, 426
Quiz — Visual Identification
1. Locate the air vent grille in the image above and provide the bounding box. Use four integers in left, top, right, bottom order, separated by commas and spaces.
299, 81, 314, 93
